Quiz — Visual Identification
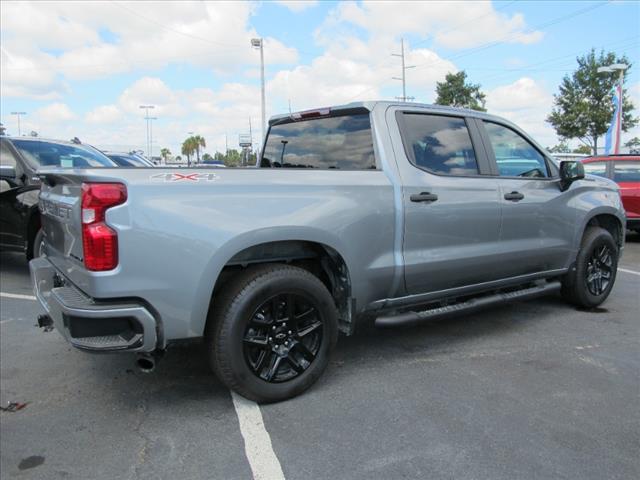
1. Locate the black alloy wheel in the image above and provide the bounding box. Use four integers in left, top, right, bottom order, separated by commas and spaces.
207, 264, 338, 403
243, 293, 323, 383
585, 244, 613, 296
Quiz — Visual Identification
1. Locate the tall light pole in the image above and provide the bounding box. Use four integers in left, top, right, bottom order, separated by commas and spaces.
597, 63, 628, 154
251, 38, 266, 141
139, 105, 155, 159
392, 38, 415, 102
11, 112, 26, 136
148, 116, 157, 161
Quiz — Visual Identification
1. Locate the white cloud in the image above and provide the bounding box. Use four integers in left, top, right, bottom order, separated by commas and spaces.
486, 77, 557, 147
85, 105, 122, 124
275, 1, 318, 12
33, 103, 76, 123
322, 1, 543, 50
1, 1, 299, 96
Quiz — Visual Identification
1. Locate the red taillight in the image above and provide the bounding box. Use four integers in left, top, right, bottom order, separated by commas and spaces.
81, 183, 127, 271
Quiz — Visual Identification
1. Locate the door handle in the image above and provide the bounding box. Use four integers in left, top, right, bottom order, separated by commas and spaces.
504, 191, 525, 201
410, 192, 438, 203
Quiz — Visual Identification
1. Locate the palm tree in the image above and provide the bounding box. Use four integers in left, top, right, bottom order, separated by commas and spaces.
160, 148, 171, 163
192, 135, 206, 164
181, 138, 195, 166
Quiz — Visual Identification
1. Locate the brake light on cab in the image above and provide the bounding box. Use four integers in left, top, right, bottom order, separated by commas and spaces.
81, 183, 127, 271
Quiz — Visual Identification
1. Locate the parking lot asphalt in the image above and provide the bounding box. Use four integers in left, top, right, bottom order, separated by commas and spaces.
1, 234, 639, 480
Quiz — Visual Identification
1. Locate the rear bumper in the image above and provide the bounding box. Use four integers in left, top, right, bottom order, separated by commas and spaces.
30, 257, 158, 353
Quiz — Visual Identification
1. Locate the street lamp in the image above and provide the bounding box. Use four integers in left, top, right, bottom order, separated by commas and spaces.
139, 105, 155, 159
251, 38, 266, 143
597, 63, 628, 154
10, 112, 26, 136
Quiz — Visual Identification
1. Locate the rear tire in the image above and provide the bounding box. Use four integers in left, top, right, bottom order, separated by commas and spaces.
562, 226, 618, 308
206, 264, 338, 403
28, 228, 45, 260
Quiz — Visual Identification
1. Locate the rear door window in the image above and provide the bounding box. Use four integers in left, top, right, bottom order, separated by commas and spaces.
399, 113, 479, 175
583, 161, 609, 178
260, 110, 375, 170
614, 162, 640, 182
483, 121, 549, 178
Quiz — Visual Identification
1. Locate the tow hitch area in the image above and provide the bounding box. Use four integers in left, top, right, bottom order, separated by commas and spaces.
37, 314, 54, 332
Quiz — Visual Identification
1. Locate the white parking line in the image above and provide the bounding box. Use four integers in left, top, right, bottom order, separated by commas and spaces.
231, 391, 285, 480
0, 319, 14, 325
618, 267, 640, 276
0, 292, 36, 301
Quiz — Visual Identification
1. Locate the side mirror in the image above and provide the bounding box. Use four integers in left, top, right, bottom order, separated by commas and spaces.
0, 164, 16, 179
559, 161, 584, 191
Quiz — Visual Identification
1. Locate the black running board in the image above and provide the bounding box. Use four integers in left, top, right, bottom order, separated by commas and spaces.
375, 281, 562, 328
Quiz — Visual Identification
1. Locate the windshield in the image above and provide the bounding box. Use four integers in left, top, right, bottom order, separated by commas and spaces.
12, 140, 116, 168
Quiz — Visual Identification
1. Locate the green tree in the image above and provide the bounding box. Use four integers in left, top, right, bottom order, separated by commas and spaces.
202, 153, 213, 162
573, 145, 592, 155
624, 137, 640, 153
181, 137, 197, 166
192, 135, 206, 163
223, 149, 242, 167
547, 49, 637, 155
549, 142, 571, 153
435, 71, 486, 111
160, 148, 171, 162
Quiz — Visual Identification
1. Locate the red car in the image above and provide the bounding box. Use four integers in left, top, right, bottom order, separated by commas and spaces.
582, 155, 640, 233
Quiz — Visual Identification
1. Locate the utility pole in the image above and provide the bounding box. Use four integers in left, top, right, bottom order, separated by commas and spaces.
139, 105, 155, 159
11, 112, 26, 136
392, 38, 415, 102
251, 38, 266, 142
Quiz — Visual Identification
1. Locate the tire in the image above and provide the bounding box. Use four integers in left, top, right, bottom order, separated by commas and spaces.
28, 228, 45, 260
562, 226, 618, 308
206, 264, 338, 403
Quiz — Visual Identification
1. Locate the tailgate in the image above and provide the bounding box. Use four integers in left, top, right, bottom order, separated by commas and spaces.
39, 173, 84, 266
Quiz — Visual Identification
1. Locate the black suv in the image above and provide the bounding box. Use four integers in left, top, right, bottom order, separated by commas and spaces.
0, 137, 116, 259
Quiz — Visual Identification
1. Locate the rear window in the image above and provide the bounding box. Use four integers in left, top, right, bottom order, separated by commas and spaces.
11, 140, 116, 168
260, 111, 376, 170
399, 113, 479, 176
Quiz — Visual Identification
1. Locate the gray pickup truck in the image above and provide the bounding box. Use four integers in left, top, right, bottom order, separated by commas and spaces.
30, 102, 625, 402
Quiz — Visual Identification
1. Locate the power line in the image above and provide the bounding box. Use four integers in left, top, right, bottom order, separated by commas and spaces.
414, 0, 610, 67
109, 1, 246, 49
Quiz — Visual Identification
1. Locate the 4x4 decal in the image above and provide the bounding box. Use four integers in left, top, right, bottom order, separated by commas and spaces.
150, 172, 219, 182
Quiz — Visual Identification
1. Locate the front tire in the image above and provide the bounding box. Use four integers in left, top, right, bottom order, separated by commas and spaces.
206, 264, 338, 403
562, 226, 618, 308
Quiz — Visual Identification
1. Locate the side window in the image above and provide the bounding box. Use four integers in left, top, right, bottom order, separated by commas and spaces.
400, 113, 479, 175
583, 161, 608, 178
0, 141, 18, 167
614, 162, 640, 182
484, 122, 549, 178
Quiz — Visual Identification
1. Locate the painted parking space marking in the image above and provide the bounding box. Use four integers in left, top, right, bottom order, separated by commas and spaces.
231, 391, 285, 480
618, 267, 640, 276
1, 292, 36, 301
0, 319, 14, 325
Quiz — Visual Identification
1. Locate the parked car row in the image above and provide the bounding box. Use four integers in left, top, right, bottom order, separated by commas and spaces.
0, 136, 155, 260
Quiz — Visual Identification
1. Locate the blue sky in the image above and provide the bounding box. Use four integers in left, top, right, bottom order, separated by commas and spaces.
1, 0, 639, 156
